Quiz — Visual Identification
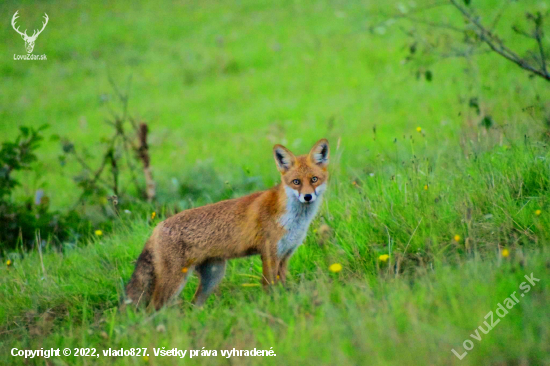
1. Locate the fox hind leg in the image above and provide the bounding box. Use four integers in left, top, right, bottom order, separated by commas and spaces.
125, 248, 155, 308
151, 266, 193, 310
193, 259, 226, 306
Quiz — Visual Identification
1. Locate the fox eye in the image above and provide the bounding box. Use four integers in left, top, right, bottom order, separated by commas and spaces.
311, 177, 318, 183
292, 179, 301, 185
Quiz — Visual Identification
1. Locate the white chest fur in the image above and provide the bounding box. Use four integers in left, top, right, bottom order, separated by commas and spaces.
277, 185, 324, 257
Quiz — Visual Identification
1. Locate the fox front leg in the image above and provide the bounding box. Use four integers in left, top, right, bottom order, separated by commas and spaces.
277, 257, 290, 285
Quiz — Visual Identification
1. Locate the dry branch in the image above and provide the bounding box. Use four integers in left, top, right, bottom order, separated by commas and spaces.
448, 0, 550, 81
138, 123, 156, 202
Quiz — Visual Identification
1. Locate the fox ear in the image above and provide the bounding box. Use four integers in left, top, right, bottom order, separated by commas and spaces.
273, 144, 296, 173
308, 138, 329, 168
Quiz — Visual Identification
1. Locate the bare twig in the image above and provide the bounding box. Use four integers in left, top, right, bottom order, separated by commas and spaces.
399, 14, 465, 33
71, 135, 117, 208
511, 25, 534, 40
531, 12, 547, 75
108, 148, 119, 197
89, 136, 117, 187
371, 1, 451, 31
449, 0, 550, 82
386, 0, 550, 82
137, 123, 156, 202
489, 0, 512, 32
438, 47, 491, 59
66, 75, 156, 209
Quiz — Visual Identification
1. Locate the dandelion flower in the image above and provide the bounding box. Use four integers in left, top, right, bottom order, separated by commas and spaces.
329, 263, 343, 273
454, 235, 461, 242
151, 212, 156, 220
181, 267, 188, 273
501, 249, 509, 258
6, 259, 12, 266
535, 209, 541, 216
379, 254, 390, 263
95, 230, 103, 236
143, 355, 149, 362
416, 127, 422, 132
424, 184, 428, 191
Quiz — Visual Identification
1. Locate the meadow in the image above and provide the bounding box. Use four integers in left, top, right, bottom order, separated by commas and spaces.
1, 0, 549, 364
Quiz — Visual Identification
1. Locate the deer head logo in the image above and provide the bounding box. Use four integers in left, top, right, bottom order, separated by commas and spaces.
11, 11, 49, 54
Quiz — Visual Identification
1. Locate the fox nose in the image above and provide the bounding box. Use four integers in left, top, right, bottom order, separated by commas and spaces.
304, 194, 312, 202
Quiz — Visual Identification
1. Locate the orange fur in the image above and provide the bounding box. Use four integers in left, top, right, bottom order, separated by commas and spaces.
125, 139, 329, 309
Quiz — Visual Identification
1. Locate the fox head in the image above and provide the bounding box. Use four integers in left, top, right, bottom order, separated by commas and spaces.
273, 139, 329, 204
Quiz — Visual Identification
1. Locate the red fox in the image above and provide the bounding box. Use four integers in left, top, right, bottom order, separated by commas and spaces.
125, 139, 329, 309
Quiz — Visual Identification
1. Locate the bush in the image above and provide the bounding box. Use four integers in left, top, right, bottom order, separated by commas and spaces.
0, 126, 93, 250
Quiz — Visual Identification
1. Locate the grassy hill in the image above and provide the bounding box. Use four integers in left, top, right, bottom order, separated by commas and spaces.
1, 0, 549, 364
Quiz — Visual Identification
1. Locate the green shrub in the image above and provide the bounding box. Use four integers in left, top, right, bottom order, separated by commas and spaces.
0, 126, 93, 250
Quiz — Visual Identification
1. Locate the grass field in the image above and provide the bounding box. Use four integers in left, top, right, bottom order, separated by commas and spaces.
1, 0, 550, 365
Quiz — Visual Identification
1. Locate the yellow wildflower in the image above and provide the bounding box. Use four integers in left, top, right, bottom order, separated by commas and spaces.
535, 209, 541, 216
151, 212, 156, 220
424, 184, 428, 191
95, 230, 103, 236
6, 259, 12, 266
416, 127, 422, 132
501, 249, 509, 258
379, 254, 390, 263
329, 263, 343, 273
143, 355, 149, 362
454, 235, 461, 242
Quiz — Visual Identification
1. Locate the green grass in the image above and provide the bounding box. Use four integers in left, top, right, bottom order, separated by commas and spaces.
1, 0, 550, 364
